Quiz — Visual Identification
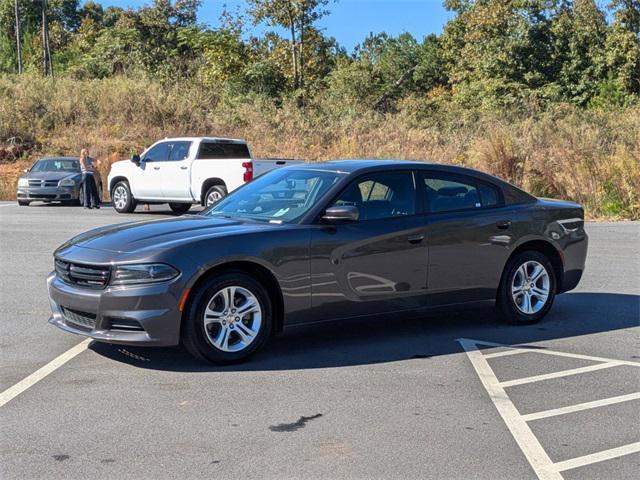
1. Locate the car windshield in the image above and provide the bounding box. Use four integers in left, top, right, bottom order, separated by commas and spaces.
31, 159, 80, 173
204, 168, 344, 223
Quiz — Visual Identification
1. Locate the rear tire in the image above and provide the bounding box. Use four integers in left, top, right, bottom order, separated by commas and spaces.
498, 250, 556, 325
18, 200, 30, 206
169, 203, 191, 214
111, 181, 136, 213
182, 272, 273, 365
204, 185, 227, 207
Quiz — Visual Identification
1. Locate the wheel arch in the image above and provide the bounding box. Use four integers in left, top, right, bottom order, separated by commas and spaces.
200, 178, 227, 206
109, 176, 129, 197
500, 239, 565, 295
181, 260, 285, 336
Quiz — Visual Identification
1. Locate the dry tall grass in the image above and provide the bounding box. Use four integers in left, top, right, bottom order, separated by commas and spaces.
0, 75, 638, 219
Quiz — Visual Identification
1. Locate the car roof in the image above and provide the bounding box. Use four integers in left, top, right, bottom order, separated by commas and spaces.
37, 157, 80, 161
292, 159, 487, 177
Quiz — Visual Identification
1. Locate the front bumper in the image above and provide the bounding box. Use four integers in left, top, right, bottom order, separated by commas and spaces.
17, 186, 79, 201
47, 271, 183, 346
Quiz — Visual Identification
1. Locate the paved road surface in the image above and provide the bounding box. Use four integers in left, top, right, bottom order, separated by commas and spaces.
0, 201, 638, 479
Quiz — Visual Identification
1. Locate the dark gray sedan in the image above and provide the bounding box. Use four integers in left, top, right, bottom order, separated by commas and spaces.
17, 157, 102, 206
48, 160, 588, 364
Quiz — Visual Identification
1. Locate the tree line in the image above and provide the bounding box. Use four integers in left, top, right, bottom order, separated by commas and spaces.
0, 0, 638, 111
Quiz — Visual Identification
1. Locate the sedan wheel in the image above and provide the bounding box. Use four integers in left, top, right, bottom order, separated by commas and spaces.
511, 261, 550, 314
182, 272, 272, 364
203, 286, 262, 353
498, 251, 556, 325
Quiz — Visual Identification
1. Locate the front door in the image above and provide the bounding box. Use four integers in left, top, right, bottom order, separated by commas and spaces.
134, 141, 169, 199
310, 171, 428, 321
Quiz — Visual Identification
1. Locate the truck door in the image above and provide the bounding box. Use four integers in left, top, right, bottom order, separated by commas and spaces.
160, 141, 193, 200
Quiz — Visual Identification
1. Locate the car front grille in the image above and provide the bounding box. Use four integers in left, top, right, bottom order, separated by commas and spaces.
55, 259, 111, 288
28, 179, 59, 187
61, 307, 97, 330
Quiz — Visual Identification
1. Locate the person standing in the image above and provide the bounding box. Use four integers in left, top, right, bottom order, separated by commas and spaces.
79, 148, 100, 209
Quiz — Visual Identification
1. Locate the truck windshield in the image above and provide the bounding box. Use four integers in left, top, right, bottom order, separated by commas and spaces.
204, 169, 344, 223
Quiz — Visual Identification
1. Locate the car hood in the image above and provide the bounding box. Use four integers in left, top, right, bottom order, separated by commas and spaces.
57, 215, 280, 255
23, 171, 80, 182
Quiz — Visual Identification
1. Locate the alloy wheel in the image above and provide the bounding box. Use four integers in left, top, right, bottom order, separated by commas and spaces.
202, 286, 262, 352
511, 260, 550, 314
206, 190, 223, 206
113, 185, 128, 210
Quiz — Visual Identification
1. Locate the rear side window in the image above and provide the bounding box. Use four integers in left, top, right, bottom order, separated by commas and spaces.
168, 141, 192, 161
423, 174, 502, 213
198, 142, 251, 159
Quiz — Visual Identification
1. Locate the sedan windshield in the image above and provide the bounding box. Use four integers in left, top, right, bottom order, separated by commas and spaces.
31, 159, 80, 173
204, 168, 344, 223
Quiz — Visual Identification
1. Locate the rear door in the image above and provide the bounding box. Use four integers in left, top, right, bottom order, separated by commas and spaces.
309, 170, 428, 320
159, 140, 193, 200
419, 171, 514, 305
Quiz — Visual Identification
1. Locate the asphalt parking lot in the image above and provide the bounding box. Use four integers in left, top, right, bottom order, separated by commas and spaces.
1, 200, 638, 480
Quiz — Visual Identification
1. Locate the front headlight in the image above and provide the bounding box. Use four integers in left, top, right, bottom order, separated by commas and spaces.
111, 263, 179, 285
59, 177, 77, 187
17, 178, 28, 187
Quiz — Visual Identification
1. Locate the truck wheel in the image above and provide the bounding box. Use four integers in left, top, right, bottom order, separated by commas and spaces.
112, 181, 136, 213
169, 203, 191, 214
18, 200, 30, 206
204, 185, 227, 207
182, 272, 273, 365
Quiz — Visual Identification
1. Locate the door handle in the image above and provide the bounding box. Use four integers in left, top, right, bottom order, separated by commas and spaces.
496, 220, 511, 230
153, 166, 160, 170
408, 234, 425, 244
180, 166, 188, 170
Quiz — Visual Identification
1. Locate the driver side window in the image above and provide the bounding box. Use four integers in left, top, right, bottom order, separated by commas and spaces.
142, 142, 170, 162
333, 172, 416, 221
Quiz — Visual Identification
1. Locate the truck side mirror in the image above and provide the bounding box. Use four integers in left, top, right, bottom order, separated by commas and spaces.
131, 154, 141, 165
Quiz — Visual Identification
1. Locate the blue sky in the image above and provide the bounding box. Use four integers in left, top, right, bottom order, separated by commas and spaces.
87, 1, 453, 52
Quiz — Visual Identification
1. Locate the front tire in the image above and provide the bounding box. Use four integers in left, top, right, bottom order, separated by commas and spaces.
169, 203, 191, 214
182, 272, 273, 364
111, 181, 136, 213
498, 251, 556, 325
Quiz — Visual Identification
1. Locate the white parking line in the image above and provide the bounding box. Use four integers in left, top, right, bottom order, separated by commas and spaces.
522, 392, 640, 422
554, 442, 640, 472
458, 338, 563, 480
459, 338, 640, 479
0, 339, 90, 408
500, 362, 623, 388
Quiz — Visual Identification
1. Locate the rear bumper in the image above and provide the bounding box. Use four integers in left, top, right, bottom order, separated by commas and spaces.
47, 272, 183, 346
17, 186, 79, 201
559, 229, 588, 294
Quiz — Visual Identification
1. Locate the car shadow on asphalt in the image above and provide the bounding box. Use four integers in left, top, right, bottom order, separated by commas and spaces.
89, 292, 639, 372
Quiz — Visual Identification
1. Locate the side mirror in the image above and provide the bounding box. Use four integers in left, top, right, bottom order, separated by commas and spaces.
23, 168, 29, 173
131, 154, 141, 165
322, 205, 359, 223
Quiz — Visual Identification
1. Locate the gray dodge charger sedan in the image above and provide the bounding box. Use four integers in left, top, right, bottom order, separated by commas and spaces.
48, 160, 588, 364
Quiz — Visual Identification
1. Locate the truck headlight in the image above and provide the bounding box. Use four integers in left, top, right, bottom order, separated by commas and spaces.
18, 178, 28, 187
59, 177, 77, 187
111, 263, 179, 285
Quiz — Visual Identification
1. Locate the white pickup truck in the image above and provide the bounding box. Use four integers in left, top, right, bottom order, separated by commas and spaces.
107, 137, 301, 213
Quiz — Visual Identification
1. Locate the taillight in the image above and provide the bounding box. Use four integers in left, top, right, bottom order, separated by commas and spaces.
242, 161, 253, 182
